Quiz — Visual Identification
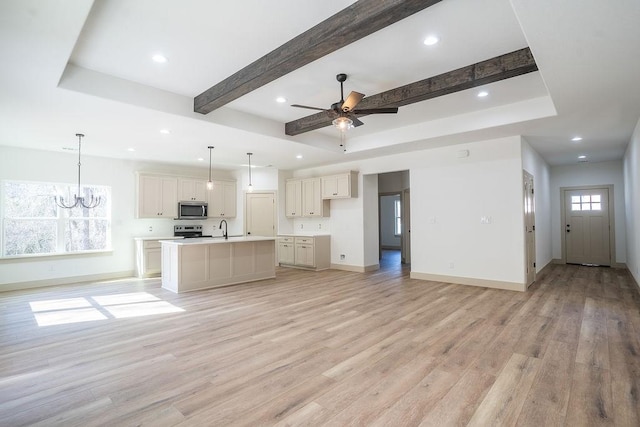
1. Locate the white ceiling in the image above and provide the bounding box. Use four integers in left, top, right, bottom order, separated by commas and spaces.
1, 0, 639, 171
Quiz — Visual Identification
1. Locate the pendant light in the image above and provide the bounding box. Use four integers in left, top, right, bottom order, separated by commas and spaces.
55, 133, 101, 209
206, 146, 214, 190
247, 152, 253, 192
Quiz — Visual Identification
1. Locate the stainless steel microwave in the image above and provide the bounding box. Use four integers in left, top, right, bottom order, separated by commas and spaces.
178, 201, 208, 219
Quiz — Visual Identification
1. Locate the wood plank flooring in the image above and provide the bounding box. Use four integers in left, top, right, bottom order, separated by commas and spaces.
1, 256, 640, 426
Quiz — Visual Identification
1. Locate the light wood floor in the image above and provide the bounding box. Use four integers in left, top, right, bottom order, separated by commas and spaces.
1, 255, 639, 426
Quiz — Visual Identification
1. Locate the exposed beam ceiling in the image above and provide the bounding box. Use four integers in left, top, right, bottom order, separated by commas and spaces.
285, 47, 539, 136
193, 0, 442, 114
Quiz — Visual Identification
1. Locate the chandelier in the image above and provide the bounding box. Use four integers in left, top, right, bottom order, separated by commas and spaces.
55, 133, 102, 209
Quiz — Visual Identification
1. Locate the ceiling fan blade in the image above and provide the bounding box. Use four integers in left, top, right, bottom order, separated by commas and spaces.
353, 107, 398, 114
291, 104, 326, 111
351, 116, 364, 127
341, 91, 365, 112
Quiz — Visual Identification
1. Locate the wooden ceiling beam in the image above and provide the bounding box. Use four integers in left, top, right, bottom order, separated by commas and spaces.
194, 0, 442, 114
285, 47, 538, 136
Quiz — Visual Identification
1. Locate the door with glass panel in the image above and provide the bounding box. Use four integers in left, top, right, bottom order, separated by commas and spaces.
564, 188, 610, 266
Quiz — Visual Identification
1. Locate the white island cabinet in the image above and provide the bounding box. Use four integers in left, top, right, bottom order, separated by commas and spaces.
160, 236, 276, 293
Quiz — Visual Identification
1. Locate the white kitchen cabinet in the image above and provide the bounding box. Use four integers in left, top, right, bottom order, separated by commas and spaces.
278, 236, 295, 265
134, 238, 169, 278
208, 180, 237, 218
178, 178, 207, 202
321, 171, 358, 199
301, 178, 329, 217
137, 174, 178, 218
285, 179, 302, 217
278, 235, 330, 270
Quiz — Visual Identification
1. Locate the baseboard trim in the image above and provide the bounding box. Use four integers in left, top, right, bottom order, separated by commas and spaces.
628, 267, 640, 291
410, 272, 526, 292
330, 263, 380, 273
0, 270, 135, 293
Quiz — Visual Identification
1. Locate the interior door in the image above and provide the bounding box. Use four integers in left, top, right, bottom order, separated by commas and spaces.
523, 171, 536, 287
245, 192, 276, 237
564, 188, 611, 266
402, 188, 411, 264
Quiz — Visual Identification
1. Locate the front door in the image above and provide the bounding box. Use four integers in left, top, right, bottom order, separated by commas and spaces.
564, 188, 611, 266
245, 191, 276, 237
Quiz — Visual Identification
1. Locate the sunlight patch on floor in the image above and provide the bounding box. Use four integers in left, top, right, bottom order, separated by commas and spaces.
29, 292, 184, 326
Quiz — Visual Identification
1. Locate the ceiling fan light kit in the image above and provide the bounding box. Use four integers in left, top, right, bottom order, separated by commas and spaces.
292, 73, 398, 136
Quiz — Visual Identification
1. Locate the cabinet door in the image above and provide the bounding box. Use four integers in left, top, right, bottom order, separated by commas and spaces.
285, 180, 302, 217
321, 176, 338, 199
295, 244, 315, 267
302, 178, 321, 216
208, 180, 237, 217
322, 173, 353, 199
222, 181, 237, 217
138, 175, 177, 218
178, 179, 207, 201
159, 177, 178, 217
278, 243, 295, 264
138, 175, 162, 218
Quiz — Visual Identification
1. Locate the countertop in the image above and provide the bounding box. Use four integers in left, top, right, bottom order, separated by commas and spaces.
159, 236, 276, 245
134, 236, 182, 241
277, 233, 330, 237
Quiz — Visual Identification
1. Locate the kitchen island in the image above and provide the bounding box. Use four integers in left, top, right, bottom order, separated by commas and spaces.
160, 236, 276, 293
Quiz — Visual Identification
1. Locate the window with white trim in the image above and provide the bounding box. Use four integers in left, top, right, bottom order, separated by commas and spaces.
394, 198, 402, 236
2, 180, 111, 257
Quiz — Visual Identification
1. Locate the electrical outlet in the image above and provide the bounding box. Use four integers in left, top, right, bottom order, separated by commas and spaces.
148, 226, 153, 232
340, 254, 346, 260
449, 262, 454, 269
318, 223, 322, 229
300, 223, 304, 229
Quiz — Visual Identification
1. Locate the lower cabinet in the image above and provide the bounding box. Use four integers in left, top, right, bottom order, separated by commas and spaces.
135, 239, 164, 278
278, 235, 330, 270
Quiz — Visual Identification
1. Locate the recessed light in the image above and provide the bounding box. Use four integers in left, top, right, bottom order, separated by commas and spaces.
578, 155, 586, 159
276, 97, 287, 103
423, 35, 440, 46
477, 91, 489, 98
296, 154, 303, 159
127, 148, 135, 152
571, 136, 583, 141
160, 129, 171, 134
152, 54, 168, 63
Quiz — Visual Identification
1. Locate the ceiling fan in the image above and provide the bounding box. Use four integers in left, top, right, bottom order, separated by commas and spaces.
291, 73, 398, 131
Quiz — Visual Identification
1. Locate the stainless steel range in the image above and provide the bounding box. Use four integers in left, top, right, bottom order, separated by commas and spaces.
173, 225, 212, 239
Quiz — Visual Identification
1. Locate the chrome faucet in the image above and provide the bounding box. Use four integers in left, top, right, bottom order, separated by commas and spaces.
219, 219, 228, 240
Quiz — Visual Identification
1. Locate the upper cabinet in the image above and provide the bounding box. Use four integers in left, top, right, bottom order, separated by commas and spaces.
285, 179, 302, 217
178, 178, 207, 202
301, 178, 329, 217
321, 171, 358, 199
137, 174, 178, 218
208, 180, 237, 218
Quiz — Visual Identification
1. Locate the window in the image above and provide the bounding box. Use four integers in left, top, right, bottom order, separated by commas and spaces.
394, 198, 402, 236
2, 180, 111, 257
571, 194, 602, 211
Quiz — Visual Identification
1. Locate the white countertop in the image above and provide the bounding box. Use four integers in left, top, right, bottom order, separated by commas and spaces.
159, 236, 276, 245
278, 233, 330, 237
134, 236, 182, 241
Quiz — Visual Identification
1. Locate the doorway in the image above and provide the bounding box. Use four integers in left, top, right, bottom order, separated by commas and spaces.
377, 171, 410, 268
561, 186, 613, 266
245, 191, 276, 237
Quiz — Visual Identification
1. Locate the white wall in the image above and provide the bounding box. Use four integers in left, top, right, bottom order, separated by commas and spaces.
292, 136, 527, 286
624, 118, 640, 284
521, 138, 553, 271
549, 160, 626, 263
0, 145, 239, 288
